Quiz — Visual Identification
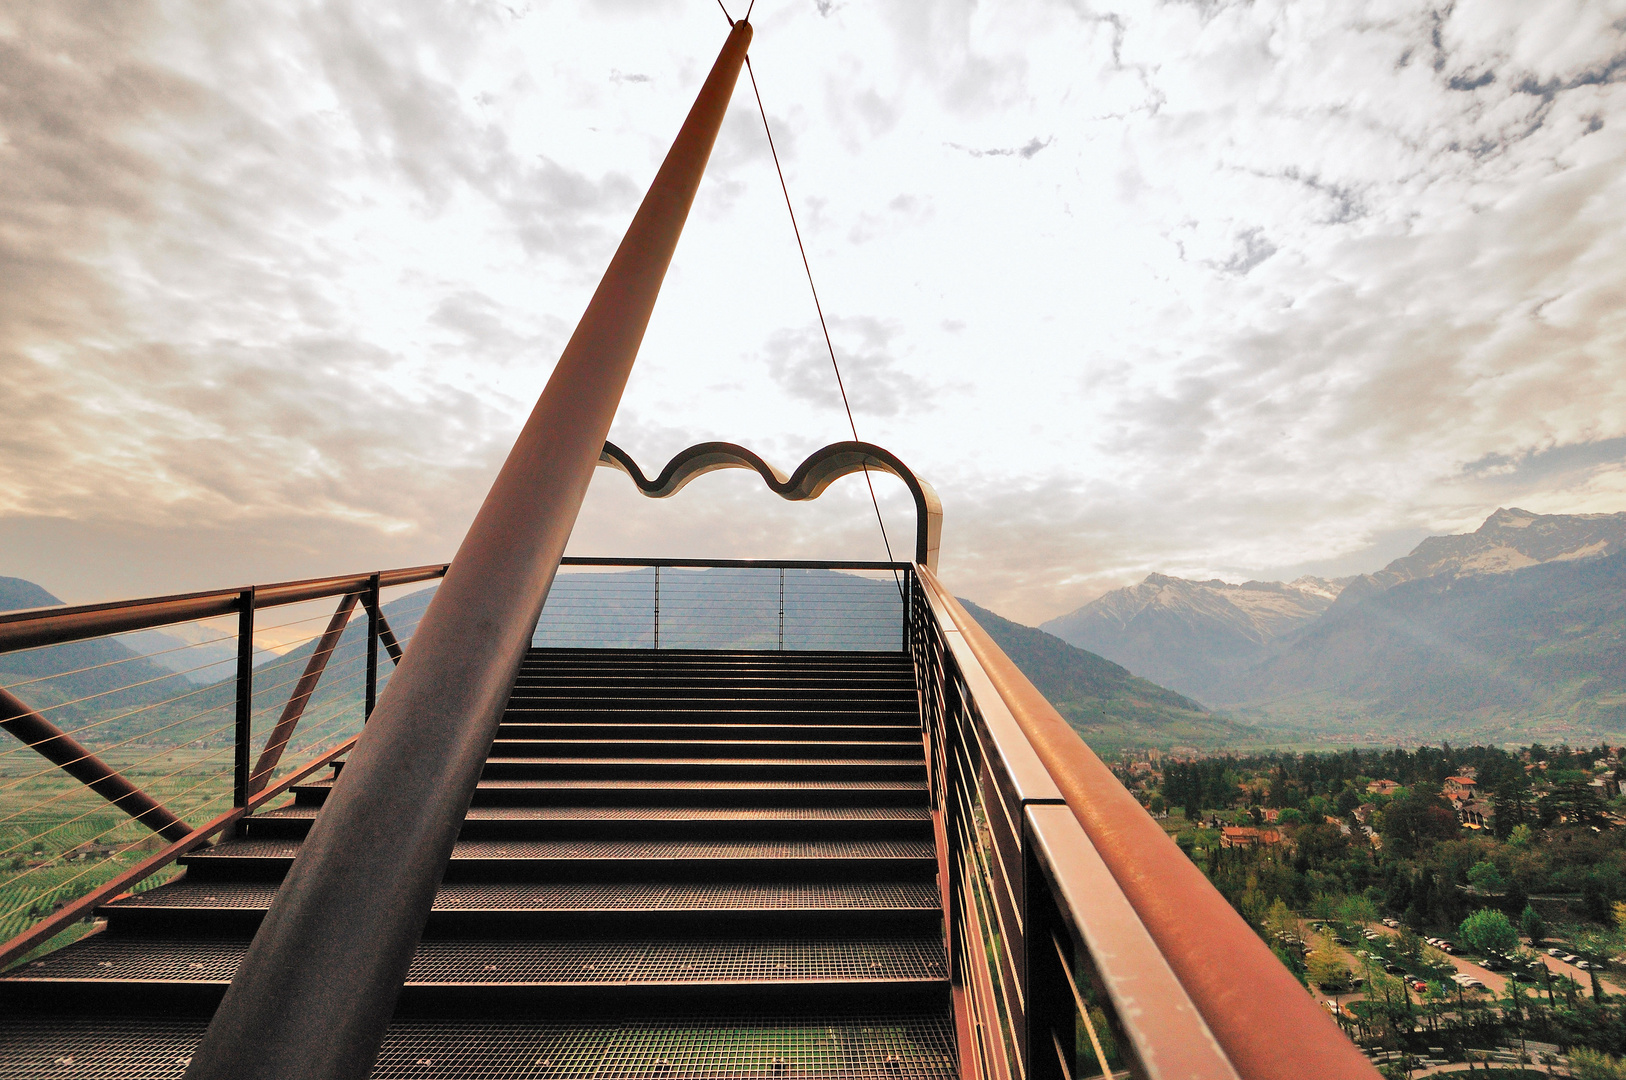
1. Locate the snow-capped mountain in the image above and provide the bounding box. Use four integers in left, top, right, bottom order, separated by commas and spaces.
1331, 506, 1626, 606
1042, 508, 1626, 729
1040, 574, 1348, 702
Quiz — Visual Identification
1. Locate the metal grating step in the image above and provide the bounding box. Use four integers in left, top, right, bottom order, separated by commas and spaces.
255, 806, 933, 823
290, 775, 930, 809
1, 935, 947, 987
107, 880, 943, 914
495, 724, 922, 741
0, 1012, 956, 1080
487, 741, 925, 760
184, 838, 936, 863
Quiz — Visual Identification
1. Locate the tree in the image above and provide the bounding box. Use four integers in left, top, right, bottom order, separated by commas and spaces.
1307, 935, 1350, 990
1380, 785, 1460, 857
1492, 774, 1534, 839
1395, 927, 1424, 961
1265, 898, 1299, 945
1573, 1048, 1626, 1080
1508, 823, 1534, 847
1459, 908, 1519, 956
1467, 860, 1506, 894
1338, 894, 1379, 925
1521, 904, 1547, 946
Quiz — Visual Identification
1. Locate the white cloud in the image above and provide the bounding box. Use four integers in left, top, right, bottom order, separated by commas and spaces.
1, 0, 1624, 626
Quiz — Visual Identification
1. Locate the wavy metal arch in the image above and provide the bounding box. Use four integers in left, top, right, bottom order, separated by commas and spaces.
596, 440, 942, 569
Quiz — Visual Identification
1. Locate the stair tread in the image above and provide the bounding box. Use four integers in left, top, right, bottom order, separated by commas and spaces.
4, 936, 948, 985
476, 757, 921, 767
257, 806, 932, 822
0, 1013, 956, 1080
186, 838, 936, 861
296, 777, 928, 791
106, 880, 943, 913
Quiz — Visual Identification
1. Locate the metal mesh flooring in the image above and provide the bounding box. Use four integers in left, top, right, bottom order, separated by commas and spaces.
298, 778, 927, 792
1, 648, 953, 1077
4, 937, 946, 985
0, 1014, 955, 1080
186, 839, 936, 861
255, 807, 932, 822
478, 758, 921, 768
110, 881, 941, 912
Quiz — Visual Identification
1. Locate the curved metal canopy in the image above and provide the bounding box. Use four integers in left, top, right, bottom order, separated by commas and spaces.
596, 440, 942, 569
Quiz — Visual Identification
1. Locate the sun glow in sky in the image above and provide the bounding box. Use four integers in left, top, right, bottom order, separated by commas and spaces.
3, 0, 1625, 622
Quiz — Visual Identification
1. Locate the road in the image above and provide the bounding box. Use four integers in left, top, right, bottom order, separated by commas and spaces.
1365, 921, 1625, 1001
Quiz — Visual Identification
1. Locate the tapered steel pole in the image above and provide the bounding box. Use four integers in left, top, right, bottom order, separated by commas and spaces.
184, 21, 752, 1080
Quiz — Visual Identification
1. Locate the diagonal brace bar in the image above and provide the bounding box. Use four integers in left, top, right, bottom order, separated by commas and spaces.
0, 686, 191, 843
375, 609, 404, 665
247, 592, 359, 797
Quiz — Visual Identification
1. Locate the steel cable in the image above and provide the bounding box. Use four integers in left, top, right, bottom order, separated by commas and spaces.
744, 54, 906, 598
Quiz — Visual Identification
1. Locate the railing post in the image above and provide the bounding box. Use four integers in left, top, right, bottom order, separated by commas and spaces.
653, 565, 661, 651
778, 567, 785, 651
364, 573, 381, 718
233, 587, 255, 811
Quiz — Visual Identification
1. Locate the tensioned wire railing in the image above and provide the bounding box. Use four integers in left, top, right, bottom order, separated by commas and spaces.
0, 564, 445, 966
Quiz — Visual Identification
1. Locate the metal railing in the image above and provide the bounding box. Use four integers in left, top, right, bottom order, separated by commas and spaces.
537, 558, 908, 651
0, 563, 445, 968
908, 566, 1380, 1080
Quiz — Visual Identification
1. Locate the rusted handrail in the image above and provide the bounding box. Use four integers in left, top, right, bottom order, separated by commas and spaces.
915, 566, 1377, 1080
0, 733, 360, 971
0, 564, 447, 654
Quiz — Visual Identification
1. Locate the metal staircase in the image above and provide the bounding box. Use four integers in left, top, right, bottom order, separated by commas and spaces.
0, 15, 1380, 1077
0, 648, 957, 1079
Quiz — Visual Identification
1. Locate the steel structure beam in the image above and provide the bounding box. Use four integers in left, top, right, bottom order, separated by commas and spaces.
183, 20, 753, 1080
0, 686, 192, 843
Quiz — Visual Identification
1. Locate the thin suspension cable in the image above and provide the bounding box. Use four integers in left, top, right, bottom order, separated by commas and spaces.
745, 55, 905, 586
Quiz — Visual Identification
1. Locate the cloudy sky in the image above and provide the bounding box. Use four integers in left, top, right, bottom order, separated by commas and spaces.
2, 0, 1624, 623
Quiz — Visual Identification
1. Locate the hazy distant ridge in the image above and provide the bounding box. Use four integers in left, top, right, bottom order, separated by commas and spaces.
1041, 507, 1626, 741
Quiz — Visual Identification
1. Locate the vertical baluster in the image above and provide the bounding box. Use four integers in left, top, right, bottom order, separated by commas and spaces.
233, 587, 256, 812
653, 565, 661, 651
364, 572, 381, 718
778, 567, 785, 651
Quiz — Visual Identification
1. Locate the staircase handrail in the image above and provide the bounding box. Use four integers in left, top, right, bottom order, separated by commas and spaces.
913, 566, 1379, 1080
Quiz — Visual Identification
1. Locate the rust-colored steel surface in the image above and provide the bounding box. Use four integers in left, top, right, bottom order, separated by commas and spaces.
598, 439, 944, 568
184, 22, 753, 1080
246, 592, 359, 796
0, 564, 446, 654
0, 686, 191, 843
915, 567, 1379, 1080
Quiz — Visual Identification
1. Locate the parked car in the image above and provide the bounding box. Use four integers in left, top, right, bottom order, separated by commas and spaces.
1480, 958, 1503, 971
1383, 919, 1400, 928
1385, 963, 1405, 975
1563, 954, 1580, 964
1577, 960, 1593, 970
1411, 980, 1429, 992
1549, 948, 1564, 957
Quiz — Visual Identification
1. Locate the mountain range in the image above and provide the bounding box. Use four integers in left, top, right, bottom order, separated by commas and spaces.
957, 600, 1257, 751
1041, 508, 1626, 743
1, 569, 1235, 754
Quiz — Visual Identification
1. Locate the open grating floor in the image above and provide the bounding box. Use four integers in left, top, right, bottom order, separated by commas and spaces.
0, 1014, 956, 1080
0, 649, 953, 1079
